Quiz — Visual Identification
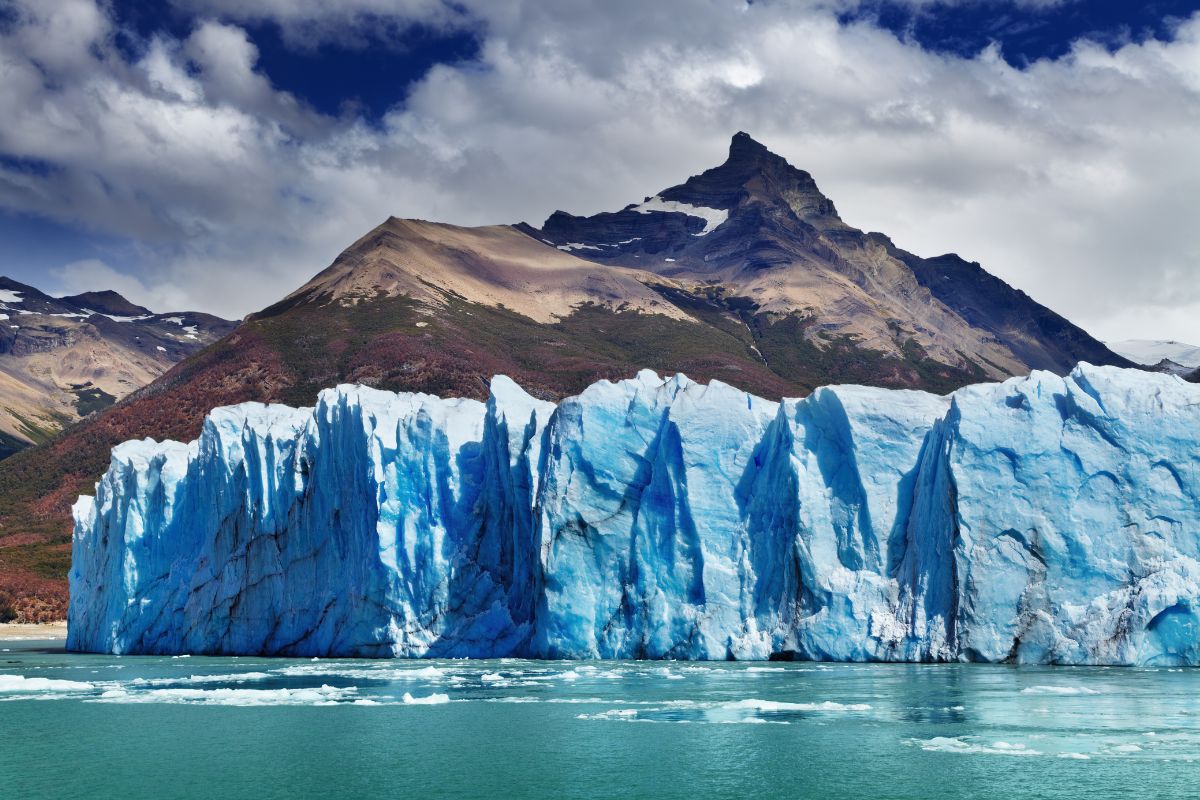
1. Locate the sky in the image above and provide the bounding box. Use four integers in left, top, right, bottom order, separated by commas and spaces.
2, 0, 1200, 343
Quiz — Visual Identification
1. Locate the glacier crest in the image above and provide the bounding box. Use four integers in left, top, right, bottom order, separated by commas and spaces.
68, 365, 1200, 665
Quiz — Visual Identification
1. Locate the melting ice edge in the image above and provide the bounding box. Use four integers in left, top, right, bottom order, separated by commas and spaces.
69, 365, 1200, 664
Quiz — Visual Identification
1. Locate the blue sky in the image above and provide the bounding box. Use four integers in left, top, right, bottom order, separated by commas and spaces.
108, 0, 484, 119
850, 0, 1200, 63
94, 1, 1200, 118
2, 0, 1200, 341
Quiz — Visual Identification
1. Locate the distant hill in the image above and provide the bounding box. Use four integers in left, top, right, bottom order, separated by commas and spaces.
0, 133, 1133, 621
0, 277, 235, 459
1107, 339, 1200, 376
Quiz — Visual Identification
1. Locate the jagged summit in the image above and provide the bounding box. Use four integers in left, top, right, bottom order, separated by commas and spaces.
730, 129, 765, 154
531, 132, 845, 263
658, 131, 842, 224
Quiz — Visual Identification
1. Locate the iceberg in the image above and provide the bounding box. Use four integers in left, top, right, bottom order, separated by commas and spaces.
68, 365, 1200, 665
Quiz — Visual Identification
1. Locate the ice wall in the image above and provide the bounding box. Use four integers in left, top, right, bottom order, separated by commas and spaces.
68, 365, 1200, 664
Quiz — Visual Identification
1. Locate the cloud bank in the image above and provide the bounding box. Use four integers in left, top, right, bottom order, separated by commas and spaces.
1, 0, 1198, 342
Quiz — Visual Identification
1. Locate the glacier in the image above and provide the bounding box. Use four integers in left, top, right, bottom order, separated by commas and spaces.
68, 365, 1200, 665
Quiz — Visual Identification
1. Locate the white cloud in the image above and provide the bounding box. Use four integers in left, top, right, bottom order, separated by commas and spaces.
0, 0, 1198, 344
169, 0, 475, 49
54, 259, 192, 312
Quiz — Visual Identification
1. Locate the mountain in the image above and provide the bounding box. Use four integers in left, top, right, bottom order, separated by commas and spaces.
1107, 339, 1200, 376
526, 132, 1130, 381
0, 133, 1133, 621
70, 365, 1200, 665
0, 277, 235, 460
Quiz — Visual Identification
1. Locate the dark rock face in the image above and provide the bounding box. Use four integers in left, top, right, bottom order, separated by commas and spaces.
892, 251, 1134, 373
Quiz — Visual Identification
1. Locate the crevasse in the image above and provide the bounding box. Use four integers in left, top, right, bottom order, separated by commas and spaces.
68, 365, 1200, 665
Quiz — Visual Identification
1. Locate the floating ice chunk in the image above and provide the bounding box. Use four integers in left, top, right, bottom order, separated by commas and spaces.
0, 675, 94, 693
915, 737, 1043, 756
128, 672, 271, 686
91, 685, 356, 706
721, 699, 871, 712
401, 692, 450, 705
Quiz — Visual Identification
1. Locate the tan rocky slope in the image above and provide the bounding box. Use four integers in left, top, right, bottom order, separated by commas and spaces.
274, 219, 690, 323
0, 278, 235, 459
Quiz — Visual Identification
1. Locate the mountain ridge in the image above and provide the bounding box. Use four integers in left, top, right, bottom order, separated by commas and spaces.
1107, 339, 1200, 373
528, 132, 1131, 378
0, 276, 236, 461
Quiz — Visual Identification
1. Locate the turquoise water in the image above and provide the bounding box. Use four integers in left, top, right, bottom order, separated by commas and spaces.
2, 640, 1197, 799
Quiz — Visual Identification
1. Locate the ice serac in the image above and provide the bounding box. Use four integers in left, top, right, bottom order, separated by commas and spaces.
532, 371, 779, 659
743, 386, 952, 662
938, 366, 1200, 665
69, 365, 1200, 665
68, 380, 551, 657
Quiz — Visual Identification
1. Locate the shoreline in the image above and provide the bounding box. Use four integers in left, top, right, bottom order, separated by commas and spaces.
0, 622, 67, 640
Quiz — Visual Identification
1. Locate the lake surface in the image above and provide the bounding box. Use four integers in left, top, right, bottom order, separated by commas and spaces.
2, 638, 1197, 799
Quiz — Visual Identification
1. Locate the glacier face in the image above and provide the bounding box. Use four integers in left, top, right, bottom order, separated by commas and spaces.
68, 365, 1200, 665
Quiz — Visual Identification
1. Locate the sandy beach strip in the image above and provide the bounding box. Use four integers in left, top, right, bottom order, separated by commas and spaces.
0, 622, 68, 640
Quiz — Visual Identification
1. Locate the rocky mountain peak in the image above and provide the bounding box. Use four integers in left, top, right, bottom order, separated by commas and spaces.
729, 129, 768, 155
723, 131, 793, 178
662, 132, 841, 225
531, 132, 847, 264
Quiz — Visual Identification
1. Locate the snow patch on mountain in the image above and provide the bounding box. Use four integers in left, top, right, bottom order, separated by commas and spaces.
633, 196, 728, 235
